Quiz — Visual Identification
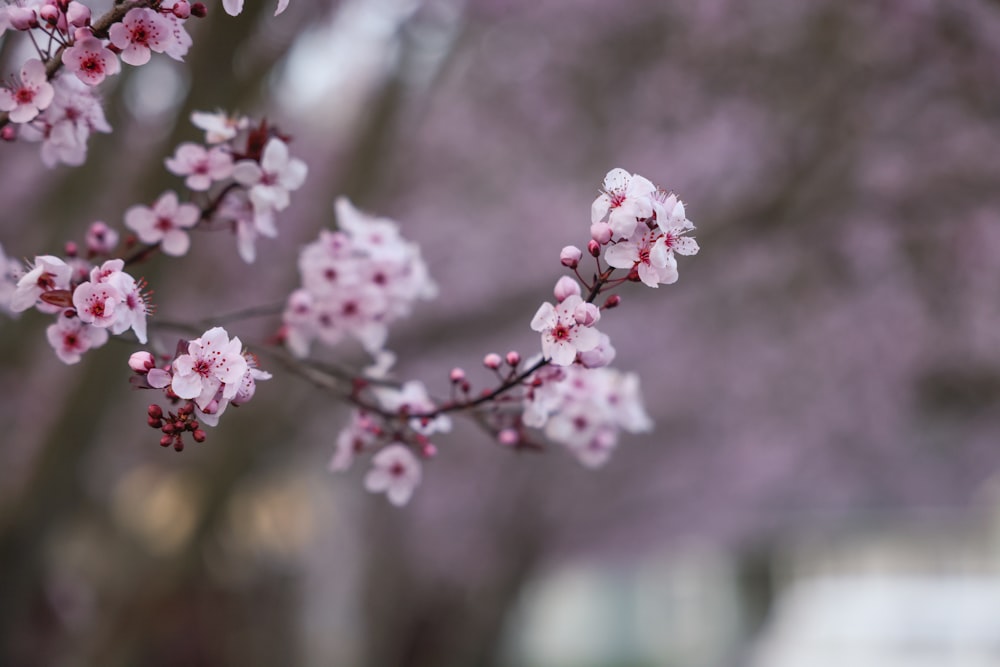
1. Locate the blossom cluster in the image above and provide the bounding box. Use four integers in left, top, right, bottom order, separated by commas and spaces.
522, 363, 652, 468
590, 167, 698, 288
328, 379, 451, 507
9, 251, 149, 363
0, 0, 198, 166
281, 197, 437, 357
128, 326, 271, 450
158, 113, 308, 261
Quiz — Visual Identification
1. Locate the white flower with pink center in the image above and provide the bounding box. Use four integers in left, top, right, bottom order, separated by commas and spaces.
0, 58, 54, 123
46, 314, 108, 364
232, 137, 307, 214
124, 190, 200, 256
72, 280, 122, 328
165, 142, 234, 191
530, 294, 601, 366
591, 168, 656, 239
604, 226, 679, 288
364, 444, 421, 507
63, 35, 120, 86
650, 191, 699, 270
109, 8, 169, 66
10, 255, 71, 312
191, 110, 248, 144
170, 327, 249, 410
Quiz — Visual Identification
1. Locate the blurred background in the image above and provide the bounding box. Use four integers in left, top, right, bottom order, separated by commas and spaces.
3, 0, 1000, 665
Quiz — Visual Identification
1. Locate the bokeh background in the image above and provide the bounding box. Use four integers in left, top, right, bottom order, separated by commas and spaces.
3, 0, 1000, 665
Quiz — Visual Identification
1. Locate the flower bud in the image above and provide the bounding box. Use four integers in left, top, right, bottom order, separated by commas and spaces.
1, 126, 16, 142
422, 442, 438, 458
603, 294, 621, 309
590, 222, 612, 245
193, 429, 207, 443
560, 245, 582, 268
191, 2, 207, 17
160, 435, 173, 447
587, 239, 601, 257
483, 353, 502, 370
505, 351, 520, 367
7, 7, 39, 30
553, 276, 581, 302
130, 351, 156, 373
39, 4, 60, 24
498, 429, 519, 446
573, 302, 600, 327
66, 1, 90, 26
63, 241, 78, 258
449, 367, 465, 382
172, 0, 191, 18
86, 221, 119, 255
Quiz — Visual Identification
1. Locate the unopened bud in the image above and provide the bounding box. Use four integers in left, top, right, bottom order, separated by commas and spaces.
422, 443, 438, 458
39, 4, 59, 24
603, 294, 621, 309
129, 351, 155, 373
66, 1, 90, 26
190, 2, 207, 17
8, 7, 39, 30
587, 239, 600, 257
449, 367, 465, 382
573, 302, 600, 327
560, 245, 582, 268
192, 429, 206, 443
1, 126, 16, 142
63, 241, 78, 258
172, 0, 191, 18
159, 435, 173, 448
505, 351, 520, 367
498, 429, 519, 446
590, 222, 612, 245
86, 221, 118, 255
483, 353, 502, 370
553, 275, 581, 302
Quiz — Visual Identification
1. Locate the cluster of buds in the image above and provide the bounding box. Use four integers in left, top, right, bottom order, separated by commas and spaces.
146, 402, 206, 452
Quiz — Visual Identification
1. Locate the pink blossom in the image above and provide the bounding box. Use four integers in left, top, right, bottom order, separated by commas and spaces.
85, 221, 119, 255
46, 314, 108, 364
604, 226, 679, 288
10, 255, 71, 312
170, 327, 248, 410
530, 294, 601, 366
191, 110, 247, 143
165, 142, 234, 191
63, 35, 120, 86
124, 191, 200, 256
591, 168, 655, 239
72, 280, 122, 328
0, 58, 54, 123
19, 75, 112, 168
232, 137, 307, 219
109, 8, 169, 66
364, 444, 422, 507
